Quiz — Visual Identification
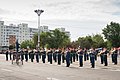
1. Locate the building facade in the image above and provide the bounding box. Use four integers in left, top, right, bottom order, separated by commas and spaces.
56, 27, 71, 37
0, 21, 70, 49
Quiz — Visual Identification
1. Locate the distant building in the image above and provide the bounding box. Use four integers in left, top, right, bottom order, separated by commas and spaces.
56, 27, 71, 37
9, 35, 16, 46
0, 21, 70, 49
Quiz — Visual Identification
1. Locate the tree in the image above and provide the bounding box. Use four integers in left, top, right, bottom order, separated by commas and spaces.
92, 34, 106, 48
9, 45, 15, 50
102, 22, 120, 47
32, 29, 70, 49
46, 29, 70, 48
77, 36, 93, 49
20, 40, 35, 49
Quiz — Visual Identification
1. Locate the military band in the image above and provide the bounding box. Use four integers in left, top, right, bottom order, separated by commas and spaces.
3, 47, 120, 68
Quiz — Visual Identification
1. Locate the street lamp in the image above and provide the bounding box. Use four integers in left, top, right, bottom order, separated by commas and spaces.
34, 9, 44, 49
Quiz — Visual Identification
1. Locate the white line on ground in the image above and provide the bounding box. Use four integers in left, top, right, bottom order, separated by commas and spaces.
47, 77, 60, 80
1, 68, 13, 72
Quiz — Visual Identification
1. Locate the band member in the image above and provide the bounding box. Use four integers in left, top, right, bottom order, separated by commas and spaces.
72, 48, 76, 62
62, 48, 65, 63
53, 49, 57, 62
78, 48, 83, 67
5, 49, 9, 61
100, 49, 104, 64
70, 49, 73, 64
89, 48, 95, 68
66, 48, 71, 67
84, 48, 87, 61
35, 48, 39, 63
110, 48, 115, 63
30, 49, 34, 62
41, 48, 46, 63
25, 49, 28, 62
57, 49, 62, 65
113, 48, 118, 65
47, 48, 52, 64
75, 49, 78, 61
9, 50, 12, 60
103, 48, 109, 66
28, 49, 31, 59
20, 49, 24, 61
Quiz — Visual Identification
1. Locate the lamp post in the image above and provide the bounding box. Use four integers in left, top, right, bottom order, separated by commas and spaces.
34, 9, 44, 49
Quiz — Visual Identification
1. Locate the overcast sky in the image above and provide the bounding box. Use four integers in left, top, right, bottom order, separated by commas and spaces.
0, 0, 120, 41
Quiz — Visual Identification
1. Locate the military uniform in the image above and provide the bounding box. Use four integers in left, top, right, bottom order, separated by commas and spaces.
103, 49, 108, 66
113, 49, 118, 65
75, 50, 78, 61
78, 49, 83, 67
62, 51, 65, 63
94, 50, 98, 61
53, 49, 57, 62
9, 51, 12, 60
5, 50, 9, 61
35, 50, 39, 63
25, 50, 28, 62
41, 50, 46, 63
20, 50, 24, 61
72, 50, 76, 62
70, 50, 73, 64
100, 50, 104, 64
66, 50, 70, 67
58, 50, 61, 65
48, 50, 52, 64
89, 50, 95, 68
84, 49, 87, 61
30, 50, 34, 62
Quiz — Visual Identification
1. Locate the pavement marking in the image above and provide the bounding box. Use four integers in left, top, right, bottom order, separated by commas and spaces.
110, 69, 120, 72
1, 68, 13, 72
47, 77, 60, 80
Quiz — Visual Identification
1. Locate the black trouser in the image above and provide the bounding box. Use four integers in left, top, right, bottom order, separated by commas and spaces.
79, 56, 83, 67
29, 53, 31, 59
54, 54, 57, 62
25, 54, 28, 62
73, 53, 75, 62
70, 54, 73, 63
21, 54, 24, 61
91, 57, 95, 68
84, 53, 87, 61
42, 55, 46, 63
100, 54, 104, 64
31, 54, 34, 62
111, 54, 114, 63
10, 54, 12, 60
62, 55, 65, 63
76, 53, 78, 61
49, 54, 52, 64
114, 54, 118, 65
95, 54, 97, 61
47, 54, 50, 62
36, 54, 39, 63
66, 59, 70, 67
87, 54, 89, 60
6, 54, 8, 61
104, 55, 108, 66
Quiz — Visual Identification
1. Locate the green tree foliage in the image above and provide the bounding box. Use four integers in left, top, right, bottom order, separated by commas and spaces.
102, 22, 120, 47
71, 34, 106, 49
92, 34, 106, 48
33, 29, 70, 48
9, 45, 15, 50
20, 40, 35, 49
78, 36, 93, 49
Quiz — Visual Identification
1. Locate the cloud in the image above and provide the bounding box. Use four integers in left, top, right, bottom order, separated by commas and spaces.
0, 8, 10, 15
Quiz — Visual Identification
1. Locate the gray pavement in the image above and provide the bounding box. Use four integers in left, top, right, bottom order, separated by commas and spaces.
0, 54, 120, 80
